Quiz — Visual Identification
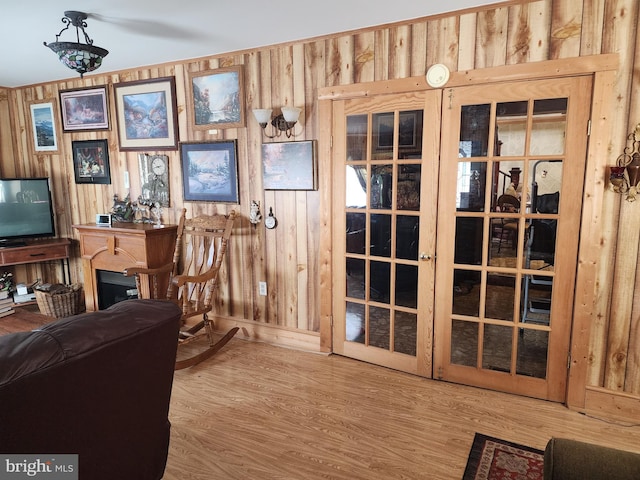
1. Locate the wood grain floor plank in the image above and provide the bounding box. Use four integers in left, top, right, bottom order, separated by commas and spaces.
4, 310, 638, 479
165, 338, 640, 480
0, 304, 54, 335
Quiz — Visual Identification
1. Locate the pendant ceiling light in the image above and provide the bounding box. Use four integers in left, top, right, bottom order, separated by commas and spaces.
44, 11, 109, 78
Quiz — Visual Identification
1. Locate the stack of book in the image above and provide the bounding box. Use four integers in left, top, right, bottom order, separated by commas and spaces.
0, 290, 15, 318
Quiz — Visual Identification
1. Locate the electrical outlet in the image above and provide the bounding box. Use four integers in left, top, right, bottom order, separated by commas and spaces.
123, 171, 130, 189
258, 281, 267, 296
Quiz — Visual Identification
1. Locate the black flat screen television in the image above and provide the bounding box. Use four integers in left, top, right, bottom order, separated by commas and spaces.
0, 178, 56, 247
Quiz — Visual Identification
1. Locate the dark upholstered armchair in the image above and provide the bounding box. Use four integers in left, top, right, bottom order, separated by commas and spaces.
0, 299, 181, 480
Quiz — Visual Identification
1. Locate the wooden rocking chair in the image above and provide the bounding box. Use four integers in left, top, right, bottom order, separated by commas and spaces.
124, 208, 239, 370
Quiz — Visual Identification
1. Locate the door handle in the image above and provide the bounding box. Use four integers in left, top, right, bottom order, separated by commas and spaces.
420, 252, 432, 261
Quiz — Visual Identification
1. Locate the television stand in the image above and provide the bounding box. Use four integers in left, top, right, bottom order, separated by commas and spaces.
0, 240, 27, 248
0, 238, 71, 284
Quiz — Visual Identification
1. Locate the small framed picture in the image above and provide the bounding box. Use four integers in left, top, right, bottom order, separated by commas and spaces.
114, 76, 179, 151
187, 66, 245, 130
59, 86, 109, 131
29, 102, 58, 152
72, 139, 111, 184
262, 141, 317, 190
180, 141, 239, 203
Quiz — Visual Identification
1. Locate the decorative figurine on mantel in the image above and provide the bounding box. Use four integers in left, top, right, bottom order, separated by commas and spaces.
111, 194, 135, 222
135, 196, 162, 225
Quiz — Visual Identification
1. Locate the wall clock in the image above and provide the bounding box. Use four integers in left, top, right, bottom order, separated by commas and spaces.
138, 153, 170, 207
265, 207, 278, 229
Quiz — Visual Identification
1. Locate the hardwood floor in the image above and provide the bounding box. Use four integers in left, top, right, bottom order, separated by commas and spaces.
4, 309, 639, 479
0, 304, 56, 335
165, 337, 640, 480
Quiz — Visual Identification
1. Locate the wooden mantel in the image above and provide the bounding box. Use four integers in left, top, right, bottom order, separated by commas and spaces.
73, 223, 178, 311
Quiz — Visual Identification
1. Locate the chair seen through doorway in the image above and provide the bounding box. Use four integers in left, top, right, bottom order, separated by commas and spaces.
494, 194, 520, 252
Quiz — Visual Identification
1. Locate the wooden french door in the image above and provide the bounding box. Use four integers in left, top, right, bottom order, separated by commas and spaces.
434, 76, 592, 401
331, 91, 441, 376
330, 75, 591, 402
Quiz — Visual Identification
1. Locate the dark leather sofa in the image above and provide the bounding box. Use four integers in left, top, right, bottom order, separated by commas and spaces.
0, 299, 181, 480
544, 438, 640, 479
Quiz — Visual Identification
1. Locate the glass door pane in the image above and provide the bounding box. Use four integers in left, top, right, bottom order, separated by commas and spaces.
335, 92, 439, 377
453, 97, 562, 375
348, 109, 424, 353
435, 76, 592, 401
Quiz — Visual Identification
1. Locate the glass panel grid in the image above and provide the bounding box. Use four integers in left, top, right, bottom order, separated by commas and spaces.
344, 108, 423, 360
451, 94, 567, 380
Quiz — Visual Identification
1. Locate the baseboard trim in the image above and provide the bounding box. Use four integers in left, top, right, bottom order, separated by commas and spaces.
580, 386, 640, 424
211, 316, 323, 353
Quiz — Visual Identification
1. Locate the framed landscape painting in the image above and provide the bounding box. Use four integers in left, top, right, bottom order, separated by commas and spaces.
180, 141, 239, 203
30, 102, 58, 152
59, 86, 109, 131
262, 141, 317, 190
188, 66, 245, 130
114, 77, 179, 151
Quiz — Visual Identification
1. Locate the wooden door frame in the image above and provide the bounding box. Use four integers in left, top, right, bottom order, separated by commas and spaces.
318, 53, 618, 406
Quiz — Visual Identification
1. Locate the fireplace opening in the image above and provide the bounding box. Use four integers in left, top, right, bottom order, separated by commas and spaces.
97, 270, 138, 310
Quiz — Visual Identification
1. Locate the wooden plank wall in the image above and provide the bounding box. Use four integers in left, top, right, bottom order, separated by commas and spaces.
0, 0, 639, 414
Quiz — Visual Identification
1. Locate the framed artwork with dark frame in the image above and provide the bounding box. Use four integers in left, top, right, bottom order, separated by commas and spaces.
72, 139, 111, 184
59, 86, 109, 131
114, 76, 179, 151
187, 66, 245, 130
29, 102, 58, 152
262, 140, 317, 190
180, 141, 239, 203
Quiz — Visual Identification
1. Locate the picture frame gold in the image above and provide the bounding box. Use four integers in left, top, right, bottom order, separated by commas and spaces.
187, 66, 245, 130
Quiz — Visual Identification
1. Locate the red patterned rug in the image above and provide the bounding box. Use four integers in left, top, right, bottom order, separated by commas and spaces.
462, 433, 545, 480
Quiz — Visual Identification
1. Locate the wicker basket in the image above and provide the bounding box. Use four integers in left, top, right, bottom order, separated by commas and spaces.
35, 284, 82, 318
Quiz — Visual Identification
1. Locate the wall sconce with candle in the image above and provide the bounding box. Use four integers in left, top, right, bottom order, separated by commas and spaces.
610, 123, 640, 202
252, 106, 302, 139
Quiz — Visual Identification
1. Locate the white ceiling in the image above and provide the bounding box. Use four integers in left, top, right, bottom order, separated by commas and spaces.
2, 0, 499, 88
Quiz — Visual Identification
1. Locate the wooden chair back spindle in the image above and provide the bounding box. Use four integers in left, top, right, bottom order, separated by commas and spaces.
123, 208, 238, 370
